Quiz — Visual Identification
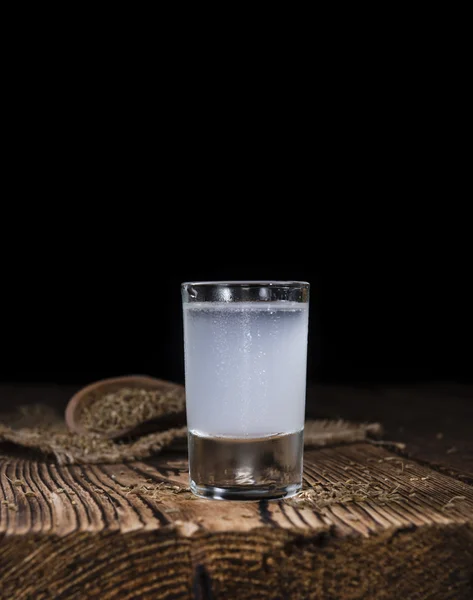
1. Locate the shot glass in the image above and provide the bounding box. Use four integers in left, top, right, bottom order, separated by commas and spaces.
182, 281, 309, 500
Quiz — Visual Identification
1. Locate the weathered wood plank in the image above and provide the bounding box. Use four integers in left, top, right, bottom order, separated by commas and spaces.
1, 522, 472, 599
1, 383, 472, 598
2, 443, 473, 537
2, 438, 473, 598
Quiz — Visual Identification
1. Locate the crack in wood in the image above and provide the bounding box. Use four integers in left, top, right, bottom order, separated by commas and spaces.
193, 563, 214, 600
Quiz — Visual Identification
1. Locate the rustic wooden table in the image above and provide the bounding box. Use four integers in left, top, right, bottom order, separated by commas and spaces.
1, 384, 472, 599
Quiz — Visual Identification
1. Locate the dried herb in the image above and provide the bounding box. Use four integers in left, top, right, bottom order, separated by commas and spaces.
6, 476, 25, 487
286, 479, 404, 511
80, 387, 185, 435
120, 480, 191, 501
1, 390, 380, 466
441, 496, 466, 511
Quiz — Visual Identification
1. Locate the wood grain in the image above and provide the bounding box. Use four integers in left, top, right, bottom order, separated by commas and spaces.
1, 443, 473, 599
2, 444, 472, 537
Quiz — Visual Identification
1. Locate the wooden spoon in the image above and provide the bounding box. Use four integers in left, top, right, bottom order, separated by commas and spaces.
65, 375, 186, 440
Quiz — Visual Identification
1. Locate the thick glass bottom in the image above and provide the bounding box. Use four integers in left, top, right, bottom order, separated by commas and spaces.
188, 429, 303, 501
190, 481, 301, 501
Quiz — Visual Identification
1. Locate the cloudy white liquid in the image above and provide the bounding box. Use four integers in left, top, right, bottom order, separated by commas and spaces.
183, 301, 309, 437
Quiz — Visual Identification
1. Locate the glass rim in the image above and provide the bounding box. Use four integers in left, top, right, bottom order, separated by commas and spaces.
181, 280, 309, 288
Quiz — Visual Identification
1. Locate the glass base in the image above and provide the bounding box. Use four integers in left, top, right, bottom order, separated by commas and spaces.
190, 481, 301, 501
188, 429, 303, 501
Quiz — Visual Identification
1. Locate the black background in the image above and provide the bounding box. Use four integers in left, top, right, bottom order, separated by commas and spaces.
0, 220, 470, 388
0, 41, 470, 390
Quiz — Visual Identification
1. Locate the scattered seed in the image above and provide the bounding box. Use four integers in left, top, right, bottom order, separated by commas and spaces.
421, 477, 429, 481
409, 493, 416, 497
446, 447, 457, 454
71, 500, 77, 505
79, 386, 185, 436
1, 500, 9, 505
409, 477, 419, 481
56, 488, 65, 493
164, 508, 179, 513
111, 474, 116, 480
442, 496, 466, 510
285, 476, 405, 510
436, 432, 444, 440
8, 503, 17, 511
6, 477, 25, 487
24, 491, 37, 497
